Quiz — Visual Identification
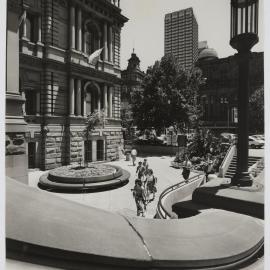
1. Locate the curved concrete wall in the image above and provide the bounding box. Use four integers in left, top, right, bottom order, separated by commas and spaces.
6, 177, 264, 269
160, 176, 204, 218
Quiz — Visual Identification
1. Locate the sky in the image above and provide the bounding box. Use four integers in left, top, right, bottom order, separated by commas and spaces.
120, 0, 264, 72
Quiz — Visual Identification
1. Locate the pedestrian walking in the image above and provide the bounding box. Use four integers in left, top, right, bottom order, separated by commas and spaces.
131, 148, 137, 166
136, 161, 145, 181
132, 179, 146, 217
182, 154, 192, 182
145, 169, 157, 203
143, 158, 149, 171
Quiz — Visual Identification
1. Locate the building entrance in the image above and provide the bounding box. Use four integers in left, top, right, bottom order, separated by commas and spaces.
28, 142, 36, 168
84, 141, 92, 162
97, 140, 104, 161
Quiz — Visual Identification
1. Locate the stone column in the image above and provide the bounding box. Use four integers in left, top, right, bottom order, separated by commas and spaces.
83, 91, 87, 117
83, 32, 87, 54
98, 92, 101, 113
109, 86, 113, 118
92, 139, 97, 162
21, 91, 26, 115
36, 92, 40, 115
22, 11, 27, 39
108, 25, 113, 62
76, 79, 82, 116
37, 15, 42, 42
69, 78, 75, 116
103, 85, 108, 117
70, 5, 75, 49
103, 22, 108, 61
76, 7, 82, 51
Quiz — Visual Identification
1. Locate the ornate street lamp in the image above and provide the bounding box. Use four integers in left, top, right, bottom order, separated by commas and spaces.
230, 0, 259, 186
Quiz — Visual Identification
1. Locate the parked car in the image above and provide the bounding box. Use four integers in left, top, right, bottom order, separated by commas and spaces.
250, 134, 264, 142
157, 134, 167, 144
248, 136, 264, 149
220, 133, 237, 143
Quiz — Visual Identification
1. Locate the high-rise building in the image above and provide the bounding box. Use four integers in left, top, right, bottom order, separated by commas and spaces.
164, 8, 198, 70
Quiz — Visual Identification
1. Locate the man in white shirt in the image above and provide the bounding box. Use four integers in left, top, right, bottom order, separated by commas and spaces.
131, 148, 137, 166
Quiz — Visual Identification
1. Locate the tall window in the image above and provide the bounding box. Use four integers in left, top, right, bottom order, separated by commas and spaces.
25, 91, 37, 115
84, 21, 100, 55
26, 13, 37, 43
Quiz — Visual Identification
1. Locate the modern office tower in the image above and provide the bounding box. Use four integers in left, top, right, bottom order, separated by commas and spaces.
164, 8, 198, 70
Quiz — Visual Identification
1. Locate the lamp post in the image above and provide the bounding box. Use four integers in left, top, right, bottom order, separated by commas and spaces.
223, 98, 230, 129
230, 0, 259, 186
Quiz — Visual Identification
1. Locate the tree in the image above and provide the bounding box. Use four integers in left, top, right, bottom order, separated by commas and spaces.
249, 87, 264, 133
131, 54, 204, 134
84, 110, 105, 136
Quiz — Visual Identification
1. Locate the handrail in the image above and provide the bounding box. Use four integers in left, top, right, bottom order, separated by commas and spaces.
218, 144, 236, 177
220, 144, 234, 168
157, 173, 202, 219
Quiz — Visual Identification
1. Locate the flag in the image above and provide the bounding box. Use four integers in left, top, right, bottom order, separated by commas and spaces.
18, 10, 26, 28
88, 48, 103, 66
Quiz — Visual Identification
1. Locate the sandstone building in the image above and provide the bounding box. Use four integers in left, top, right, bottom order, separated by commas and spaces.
121, 51, 144, 113
6, 0, 128, 176
196, 49, 264, 131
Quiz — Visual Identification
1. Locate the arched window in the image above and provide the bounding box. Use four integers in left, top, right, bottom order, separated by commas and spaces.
25, 13, 37, 42
83, 20, 101, 55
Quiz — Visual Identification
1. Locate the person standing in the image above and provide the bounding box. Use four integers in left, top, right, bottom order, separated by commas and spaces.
182, 154, 192, 182
204, 154, 213, 182
131, 148, 137, 166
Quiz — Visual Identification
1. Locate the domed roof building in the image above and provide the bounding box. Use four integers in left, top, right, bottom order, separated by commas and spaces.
196, 49, 263, 132
198, 48, 219, 61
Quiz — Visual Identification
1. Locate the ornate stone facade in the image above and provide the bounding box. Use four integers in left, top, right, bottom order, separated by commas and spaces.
196, 52, 264, 131
12, 0, 128, 170
121, 51, 145, 139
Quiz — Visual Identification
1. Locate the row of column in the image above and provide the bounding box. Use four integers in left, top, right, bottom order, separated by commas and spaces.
69, 78, 113, 118
70, 6, 114, 63
21, 10, 42, 43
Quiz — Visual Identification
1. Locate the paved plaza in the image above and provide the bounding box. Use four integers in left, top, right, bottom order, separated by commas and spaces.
28, 148, 263, 218
29, 155, 196, 218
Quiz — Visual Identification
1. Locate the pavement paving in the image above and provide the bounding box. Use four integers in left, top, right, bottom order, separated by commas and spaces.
29, 156, 196, 218
28, 148, 264, 218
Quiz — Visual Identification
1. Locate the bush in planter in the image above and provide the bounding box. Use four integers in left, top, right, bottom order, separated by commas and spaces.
134, 137, 163, 146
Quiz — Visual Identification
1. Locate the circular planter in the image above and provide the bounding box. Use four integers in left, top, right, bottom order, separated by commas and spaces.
39, 164, 130, 193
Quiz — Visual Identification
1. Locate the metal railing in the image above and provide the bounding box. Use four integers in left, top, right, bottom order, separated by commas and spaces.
157, 173, 203, 219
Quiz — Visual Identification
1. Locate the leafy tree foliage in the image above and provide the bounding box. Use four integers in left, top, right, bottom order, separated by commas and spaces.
84, 110, 105, 135
249, 87, 264, 133
131, 54, 204, 134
